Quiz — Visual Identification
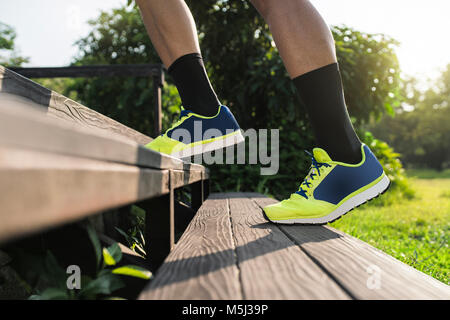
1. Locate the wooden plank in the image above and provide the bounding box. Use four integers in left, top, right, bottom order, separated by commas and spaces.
0, 66, 152, 145
0, 100, 208, 173
250, 195, 450, 299
9, 64, 161, 78
170, 169, 203, 189
139, 195, 242, 300
0, 146, 169, 244
49, 92, 153, 145
227, 192, 349, 299
0, 66, 207, 173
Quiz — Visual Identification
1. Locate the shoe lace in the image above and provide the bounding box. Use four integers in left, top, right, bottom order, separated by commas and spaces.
295, 151, 331, 199
162, 108, 192, 136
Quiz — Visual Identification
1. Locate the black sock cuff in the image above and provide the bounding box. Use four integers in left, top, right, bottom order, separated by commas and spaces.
168, 52, 203, 74
293, 62, 339, 82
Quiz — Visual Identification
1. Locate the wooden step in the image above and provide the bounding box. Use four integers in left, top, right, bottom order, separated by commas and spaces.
0, 146, 169, 244
0, 65, 152, 145
0, 66, 207, 174
139, 193, 450, 300
0, 66, 209, 245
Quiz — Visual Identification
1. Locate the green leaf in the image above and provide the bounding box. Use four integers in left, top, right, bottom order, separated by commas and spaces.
115, 227, 131, 244
112, 265, 152, 280
43, 251, 68, 290
103, 296, 127, 300
102, 245, 119, 266
28, 288, 69, 300
79, 274, 124, 298
108, 243, 122, 263
86, 223, 102, 270
130, 205, 146, 218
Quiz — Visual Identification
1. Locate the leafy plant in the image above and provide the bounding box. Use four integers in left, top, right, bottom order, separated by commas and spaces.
361, 131, 415, 205
61, 4, 408, 200
29, 223, 151, 300
369, 64, 450, 170
115, 227, 146, 258
115, 205, 147, 257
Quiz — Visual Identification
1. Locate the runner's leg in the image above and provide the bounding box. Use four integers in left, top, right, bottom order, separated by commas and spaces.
251, 0, 361, 163
136, 0, 220, 116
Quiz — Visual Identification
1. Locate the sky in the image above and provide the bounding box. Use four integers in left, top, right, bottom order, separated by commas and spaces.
0, 0, 449, 82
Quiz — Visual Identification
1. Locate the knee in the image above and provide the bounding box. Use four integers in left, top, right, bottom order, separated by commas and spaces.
135, 0, 151, 9
249, 0, 272, 18
135, 0, 145, 8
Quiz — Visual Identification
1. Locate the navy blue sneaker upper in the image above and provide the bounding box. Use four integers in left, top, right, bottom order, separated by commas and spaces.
167, 105, 241, 143
313, 145, 384, 204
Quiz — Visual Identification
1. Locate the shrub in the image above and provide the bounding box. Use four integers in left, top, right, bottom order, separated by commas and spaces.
361, 131, 415, 205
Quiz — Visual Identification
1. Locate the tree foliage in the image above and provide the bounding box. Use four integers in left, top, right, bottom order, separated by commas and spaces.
65, 3, 407, 199
186, 1, 401, 125
0, 22, 29, 66
370, 64, 450, 170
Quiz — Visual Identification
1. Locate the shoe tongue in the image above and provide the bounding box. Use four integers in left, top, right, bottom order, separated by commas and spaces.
313, 148, 332, 163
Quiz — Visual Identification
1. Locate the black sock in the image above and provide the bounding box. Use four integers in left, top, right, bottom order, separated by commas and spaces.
293, 63, 362, 164
168, 53, 220, 117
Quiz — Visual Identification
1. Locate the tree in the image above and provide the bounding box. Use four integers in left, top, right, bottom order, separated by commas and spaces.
65, 3, 406, 199
186, 1, 401, 126
0, 22, 29, 66
370, 64, 450, 170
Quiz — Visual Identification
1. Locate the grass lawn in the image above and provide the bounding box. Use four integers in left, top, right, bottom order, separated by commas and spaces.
331, 174, 450, 284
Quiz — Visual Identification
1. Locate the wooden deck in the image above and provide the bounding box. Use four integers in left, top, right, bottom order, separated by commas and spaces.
2, 65, 449, 300
0, 66, 209, 250
140, 192, 450, 300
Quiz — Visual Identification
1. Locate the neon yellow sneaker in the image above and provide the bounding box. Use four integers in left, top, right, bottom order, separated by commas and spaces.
145, 105, 244, 158
263, 144, 390, 224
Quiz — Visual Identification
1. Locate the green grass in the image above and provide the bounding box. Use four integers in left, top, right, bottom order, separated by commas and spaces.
331, 177, 450, 284
406, 168, 450, 179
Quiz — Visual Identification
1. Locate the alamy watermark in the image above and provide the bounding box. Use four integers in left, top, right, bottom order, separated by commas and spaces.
168, 124, 279, 175
366, 264, 381, 290
66, 265, 81, 290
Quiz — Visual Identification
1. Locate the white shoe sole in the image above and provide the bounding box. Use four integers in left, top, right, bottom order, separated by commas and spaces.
170, 130, 245, 158
270, 174, 391, 225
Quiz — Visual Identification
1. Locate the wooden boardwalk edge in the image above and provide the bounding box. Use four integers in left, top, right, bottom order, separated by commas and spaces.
0, 66, 207, 173
248, 193, 450, 299
0, 146, 170, 244
140, 192, 450, 300
0, 66, 152, 145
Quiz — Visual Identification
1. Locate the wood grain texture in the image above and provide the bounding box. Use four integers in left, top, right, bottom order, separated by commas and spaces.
170, 169, 203, 189
49, 92, 152, 145
0, 66, 152, 145
0, 66, 51, 106
227, 192, 349, 299
139, 194, 242, 300
0, 100, 206, 173
250, 195, 450, 299
0, 66, 208, 173
0, 146, 169, 244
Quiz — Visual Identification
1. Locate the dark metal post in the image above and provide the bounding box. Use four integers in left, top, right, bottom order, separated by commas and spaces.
152, 66, 164, 137
191, 178, 204, 212
142, 171, 174, 270
204, 178, 210, 200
